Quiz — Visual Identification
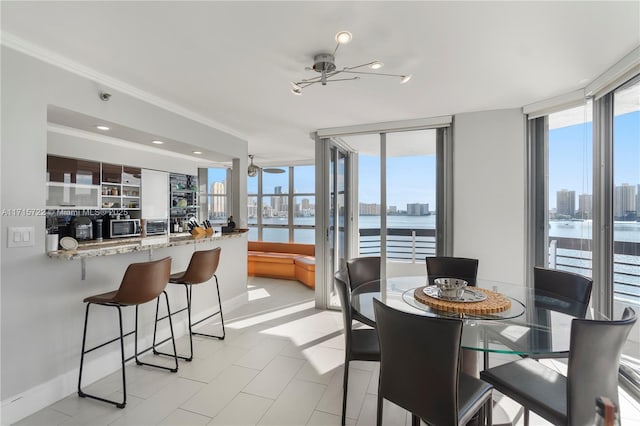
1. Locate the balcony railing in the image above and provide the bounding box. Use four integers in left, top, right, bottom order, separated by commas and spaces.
358, 229, 640, 305
550, 237, 640, 304
359, 228, 436, 262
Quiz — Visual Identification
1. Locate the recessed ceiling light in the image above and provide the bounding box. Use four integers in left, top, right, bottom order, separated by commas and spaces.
95, 125, 110, 131
192, 151, 202, 155
152, 140, 164, 145
370, 61, 384, 70
335, 31, 352, 45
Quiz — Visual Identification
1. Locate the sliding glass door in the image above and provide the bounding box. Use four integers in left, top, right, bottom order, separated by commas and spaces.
325, 141, 350, 309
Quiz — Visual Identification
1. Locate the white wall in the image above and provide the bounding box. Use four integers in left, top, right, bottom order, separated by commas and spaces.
453, 109, 526, 284
1, 46, 248, 423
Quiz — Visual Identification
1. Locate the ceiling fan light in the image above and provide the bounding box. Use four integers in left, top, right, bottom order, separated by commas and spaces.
335, 31, 352, 44
400, 74, 413, 84
369, 61, 384, 70
248, 155, 259, 177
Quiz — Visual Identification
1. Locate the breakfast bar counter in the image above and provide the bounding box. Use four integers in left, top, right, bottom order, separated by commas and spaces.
47, 230, 248, 260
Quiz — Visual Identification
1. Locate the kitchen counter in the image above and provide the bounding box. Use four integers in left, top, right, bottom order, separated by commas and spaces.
47, 230, 247, 260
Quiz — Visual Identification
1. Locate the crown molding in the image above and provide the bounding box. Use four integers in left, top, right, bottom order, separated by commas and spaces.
1, 31, 248, 142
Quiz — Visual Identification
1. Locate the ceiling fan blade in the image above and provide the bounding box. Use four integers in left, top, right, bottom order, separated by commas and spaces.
263, 168, 285, 174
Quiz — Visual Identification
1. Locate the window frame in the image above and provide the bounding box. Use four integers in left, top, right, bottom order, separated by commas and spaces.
248, 164, 316, 243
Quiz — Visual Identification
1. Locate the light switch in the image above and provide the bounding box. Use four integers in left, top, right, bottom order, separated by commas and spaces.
7, 227, 35, 248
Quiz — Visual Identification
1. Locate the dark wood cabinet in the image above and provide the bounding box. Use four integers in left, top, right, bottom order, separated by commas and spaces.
47, 155, 100, 184
102, 163, 122, 184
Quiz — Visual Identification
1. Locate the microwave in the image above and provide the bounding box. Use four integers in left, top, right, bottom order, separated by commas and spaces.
145, 219, 168, 236
109, 218, 141, 238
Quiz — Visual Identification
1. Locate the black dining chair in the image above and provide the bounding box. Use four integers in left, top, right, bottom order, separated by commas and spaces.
346, 256, 381, 291
480, 307, 636, 426
533, 266, 593, 318
373, 298, 493, 426
346, 256, 381, 325
334, 271, 380, 426
426, 256, 479, 286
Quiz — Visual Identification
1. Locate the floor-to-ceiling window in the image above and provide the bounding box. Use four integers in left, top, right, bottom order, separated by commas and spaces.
612, 76, 640, 388
546, 103, 593, 275
613, 77, 640, 309
386, 130, 437, 262
529, 73, 640, 395
339, 129, 440, 265
316, 120, 452, 309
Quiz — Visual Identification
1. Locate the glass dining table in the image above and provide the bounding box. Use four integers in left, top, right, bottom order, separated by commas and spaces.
350, 276, 604, 358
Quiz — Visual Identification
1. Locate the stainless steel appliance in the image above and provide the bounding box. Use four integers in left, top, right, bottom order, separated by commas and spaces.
71, 216, 93, 241
108, 218, 141, 238
145, 219, 168, 236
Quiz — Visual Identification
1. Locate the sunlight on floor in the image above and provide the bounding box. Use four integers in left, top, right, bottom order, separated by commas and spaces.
227, 301, 316, 330
247, 287, 271, 301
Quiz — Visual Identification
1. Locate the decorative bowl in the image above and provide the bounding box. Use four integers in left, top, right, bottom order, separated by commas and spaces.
434, 278, 468, 300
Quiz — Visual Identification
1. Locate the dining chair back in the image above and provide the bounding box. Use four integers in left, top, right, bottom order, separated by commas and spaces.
346, 256, 381, 291
567, 307, 635, 425
426, 256, 479, 287
480, 307, 636, 426
373, 299, 492, 426
335, 271, 380, 425
346, 257, 381, 326
534, 267, 593, 317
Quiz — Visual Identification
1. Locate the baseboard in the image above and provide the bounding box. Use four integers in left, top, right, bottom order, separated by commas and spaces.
1, 292, 248, 425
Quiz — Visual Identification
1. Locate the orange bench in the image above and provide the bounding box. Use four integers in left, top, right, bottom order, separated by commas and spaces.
248, 241, 315, 289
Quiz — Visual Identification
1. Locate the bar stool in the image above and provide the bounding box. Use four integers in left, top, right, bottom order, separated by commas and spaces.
77, 257, 178, 409
153, 247, 225, 362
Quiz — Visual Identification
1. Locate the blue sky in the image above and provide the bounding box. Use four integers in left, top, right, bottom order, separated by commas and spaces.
358, 154, 436, 209
549, 111, 639, 209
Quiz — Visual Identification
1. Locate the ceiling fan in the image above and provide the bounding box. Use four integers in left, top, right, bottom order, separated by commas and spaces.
248, 155, 285, 177
290, 30, 412, 95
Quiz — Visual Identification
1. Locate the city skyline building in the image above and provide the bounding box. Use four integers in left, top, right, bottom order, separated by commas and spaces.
407, 203, 430, 216
209, 181, 226, 218
614, 183, 637, 218
360, 203, 381, 215
578, 193, 592, 218
557, 189, 576, 217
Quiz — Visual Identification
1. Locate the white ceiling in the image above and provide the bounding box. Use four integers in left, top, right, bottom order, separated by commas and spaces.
2, 1, 639, 166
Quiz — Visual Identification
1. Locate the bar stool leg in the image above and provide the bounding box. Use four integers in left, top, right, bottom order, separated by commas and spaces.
135, 292, 178, 373
191, 275, 226, 340
153, 285, 195, 361
154, 276, 225, 362
77, 303, 127, 408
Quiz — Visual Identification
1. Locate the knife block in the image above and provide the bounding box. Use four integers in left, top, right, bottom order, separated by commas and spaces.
190, 227, 206, 239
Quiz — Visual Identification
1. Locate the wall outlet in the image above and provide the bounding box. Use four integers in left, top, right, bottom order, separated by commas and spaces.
7, 227, 35, 248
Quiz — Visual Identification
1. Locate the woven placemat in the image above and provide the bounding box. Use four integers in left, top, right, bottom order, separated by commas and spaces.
413, 286, 511, 314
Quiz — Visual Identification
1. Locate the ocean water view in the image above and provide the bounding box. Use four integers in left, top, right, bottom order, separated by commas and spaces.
251, 215, 640, 303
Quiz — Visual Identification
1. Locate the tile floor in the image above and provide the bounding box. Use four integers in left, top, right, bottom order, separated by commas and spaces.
16, 277, 640, 426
